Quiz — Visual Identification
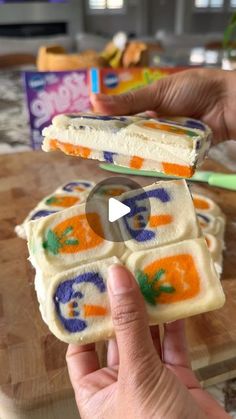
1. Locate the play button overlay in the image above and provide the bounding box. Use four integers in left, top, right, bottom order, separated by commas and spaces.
108, 198, 130, 222
85, 177, 150, 242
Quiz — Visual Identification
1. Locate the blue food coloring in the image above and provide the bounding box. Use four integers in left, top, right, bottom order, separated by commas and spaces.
103, 151, 117, 163
197, 213, 210, 223
122, 188, 171, 242
67, 114, 127, 122
54, 271, 106, 333
62, 181, 92, 192
30, 209, 58, 220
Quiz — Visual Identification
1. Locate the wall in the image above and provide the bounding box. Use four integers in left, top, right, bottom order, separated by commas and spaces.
83, 0, 176, 37
83, 0, 233, 37
186, 11, 231, 34
83, 0, 142, 37
148, 0, 176, 35
0, 0, 84, 36
183, 0, 233, 34
149, 0, 231, 35
2, 0, 230, 39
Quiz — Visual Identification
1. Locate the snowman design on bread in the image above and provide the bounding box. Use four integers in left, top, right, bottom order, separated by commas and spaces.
54, 271, 107, 333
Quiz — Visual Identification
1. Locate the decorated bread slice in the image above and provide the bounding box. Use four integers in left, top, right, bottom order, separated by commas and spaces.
46, 257, 117, 343
117, 179, 200, 251
15, 179, 95, 239
26, 179, 226, 345
192, 192, 223, 218
42, 114, 212, 178
193, 193, 226, 275
55, 179, 95, 194
26, 199, 125, 278
126, 238, 225, 325
45, 239, 225, 345
197, 212, 225, 239
204, 233, 224, 275
191, 192, 225, 276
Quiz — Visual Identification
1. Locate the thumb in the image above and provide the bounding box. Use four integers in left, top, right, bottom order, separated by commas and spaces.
90, 79, 164, 115
108, 264, 161, 375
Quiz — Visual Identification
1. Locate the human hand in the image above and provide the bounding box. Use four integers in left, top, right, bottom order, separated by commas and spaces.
91, 68, 236, 143
66, 264, 229, 419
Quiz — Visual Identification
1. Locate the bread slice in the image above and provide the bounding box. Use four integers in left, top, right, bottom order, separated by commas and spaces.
42, 114, 212, 177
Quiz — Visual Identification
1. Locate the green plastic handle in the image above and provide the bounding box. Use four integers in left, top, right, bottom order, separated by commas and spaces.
208, 173, 236, 191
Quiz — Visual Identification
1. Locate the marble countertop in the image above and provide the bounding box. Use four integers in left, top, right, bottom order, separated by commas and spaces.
0, 68, 31, 154
0, 67, 235, 417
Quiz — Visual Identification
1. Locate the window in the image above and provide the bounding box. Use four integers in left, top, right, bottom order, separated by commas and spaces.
107, 0, 124, 8
194, 0, 223, 8
89, 0, 106, 9
195, 0, 236, 10
89, 0, 124, 10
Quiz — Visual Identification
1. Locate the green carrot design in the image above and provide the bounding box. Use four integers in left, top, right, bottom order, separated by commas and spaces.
136, 269, 175, 306
45, 196, 60, 205
42, 225, 79, 255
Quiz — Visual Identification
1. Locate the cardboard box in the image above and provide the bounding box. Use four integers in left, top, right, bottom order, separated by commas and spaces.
24, 67, 188, 149
90, 67, 187, 95
24, 70, 91, 149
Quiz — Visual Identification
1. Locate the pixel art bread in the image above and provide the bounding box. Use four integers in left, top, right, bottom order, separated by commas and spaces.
117, 180, 200, 251
192, 192, 226, 274
15, 179, 95, 239
16, 178, 225, 276
26, 180, 225, 345
42, 114, 212, 178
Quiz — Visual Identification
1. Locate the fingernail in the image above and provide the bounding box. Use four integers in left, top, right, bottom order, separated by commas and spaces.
108, 264, 133, 295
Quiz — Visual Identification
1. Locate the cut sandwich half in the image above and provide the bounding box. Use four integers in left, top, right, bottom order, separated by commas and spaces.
42, 113, 212, 178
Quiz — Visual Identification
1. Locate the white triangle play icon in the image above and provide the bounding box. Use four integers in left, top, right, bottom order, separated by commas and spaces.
108, 198, 131, 222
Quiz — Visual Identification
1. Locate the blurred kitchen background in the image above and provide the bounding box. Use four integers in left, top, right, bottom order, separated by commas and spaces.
0, 1, 236, 416
1, 0, 236, 65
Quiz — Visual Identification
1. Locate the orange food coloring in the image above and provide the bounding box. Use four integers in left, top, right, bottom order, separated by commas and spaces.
149, 214, 172, 228
143, 254, 200, 304
162, 162, 194, 178
142, 121, 189, 136
49, 139, 91, 158
43, 213, 104, 255
83, 304, 107, 317
193, 198, 210, 210
130, 156, 144, 169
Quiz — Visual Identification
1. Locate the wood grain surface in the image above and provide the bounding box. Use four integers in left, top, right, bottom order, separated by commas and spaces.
0, 151, 235, 418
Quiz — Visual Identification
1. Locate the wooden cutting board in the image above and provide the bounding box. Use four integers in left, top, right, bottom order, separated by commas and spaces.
0, 151, 235, 418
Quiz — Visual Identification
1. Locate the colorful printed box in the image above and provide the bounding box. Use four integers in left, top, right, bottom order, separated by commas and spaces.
90, 67, 187, 95
23, 70, 91, 149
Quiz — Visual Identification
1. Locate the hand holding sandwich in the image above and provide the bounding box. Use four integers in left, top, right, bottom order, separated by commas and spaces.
67, 265, 229, 419
91, 68, 236, 143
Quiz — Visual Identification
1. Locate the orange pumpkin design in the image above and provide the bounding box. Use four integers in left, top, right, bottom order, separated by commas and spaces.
45, 195, 80, 208
142, 121, 196, 137
137, 254, 200, 305
42, 213, 104, 255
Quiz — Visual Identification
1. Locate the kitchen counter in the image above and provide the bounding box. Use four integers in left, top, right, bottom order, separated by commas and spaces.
0, 68, 31, 154
0, 151, 235, 418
